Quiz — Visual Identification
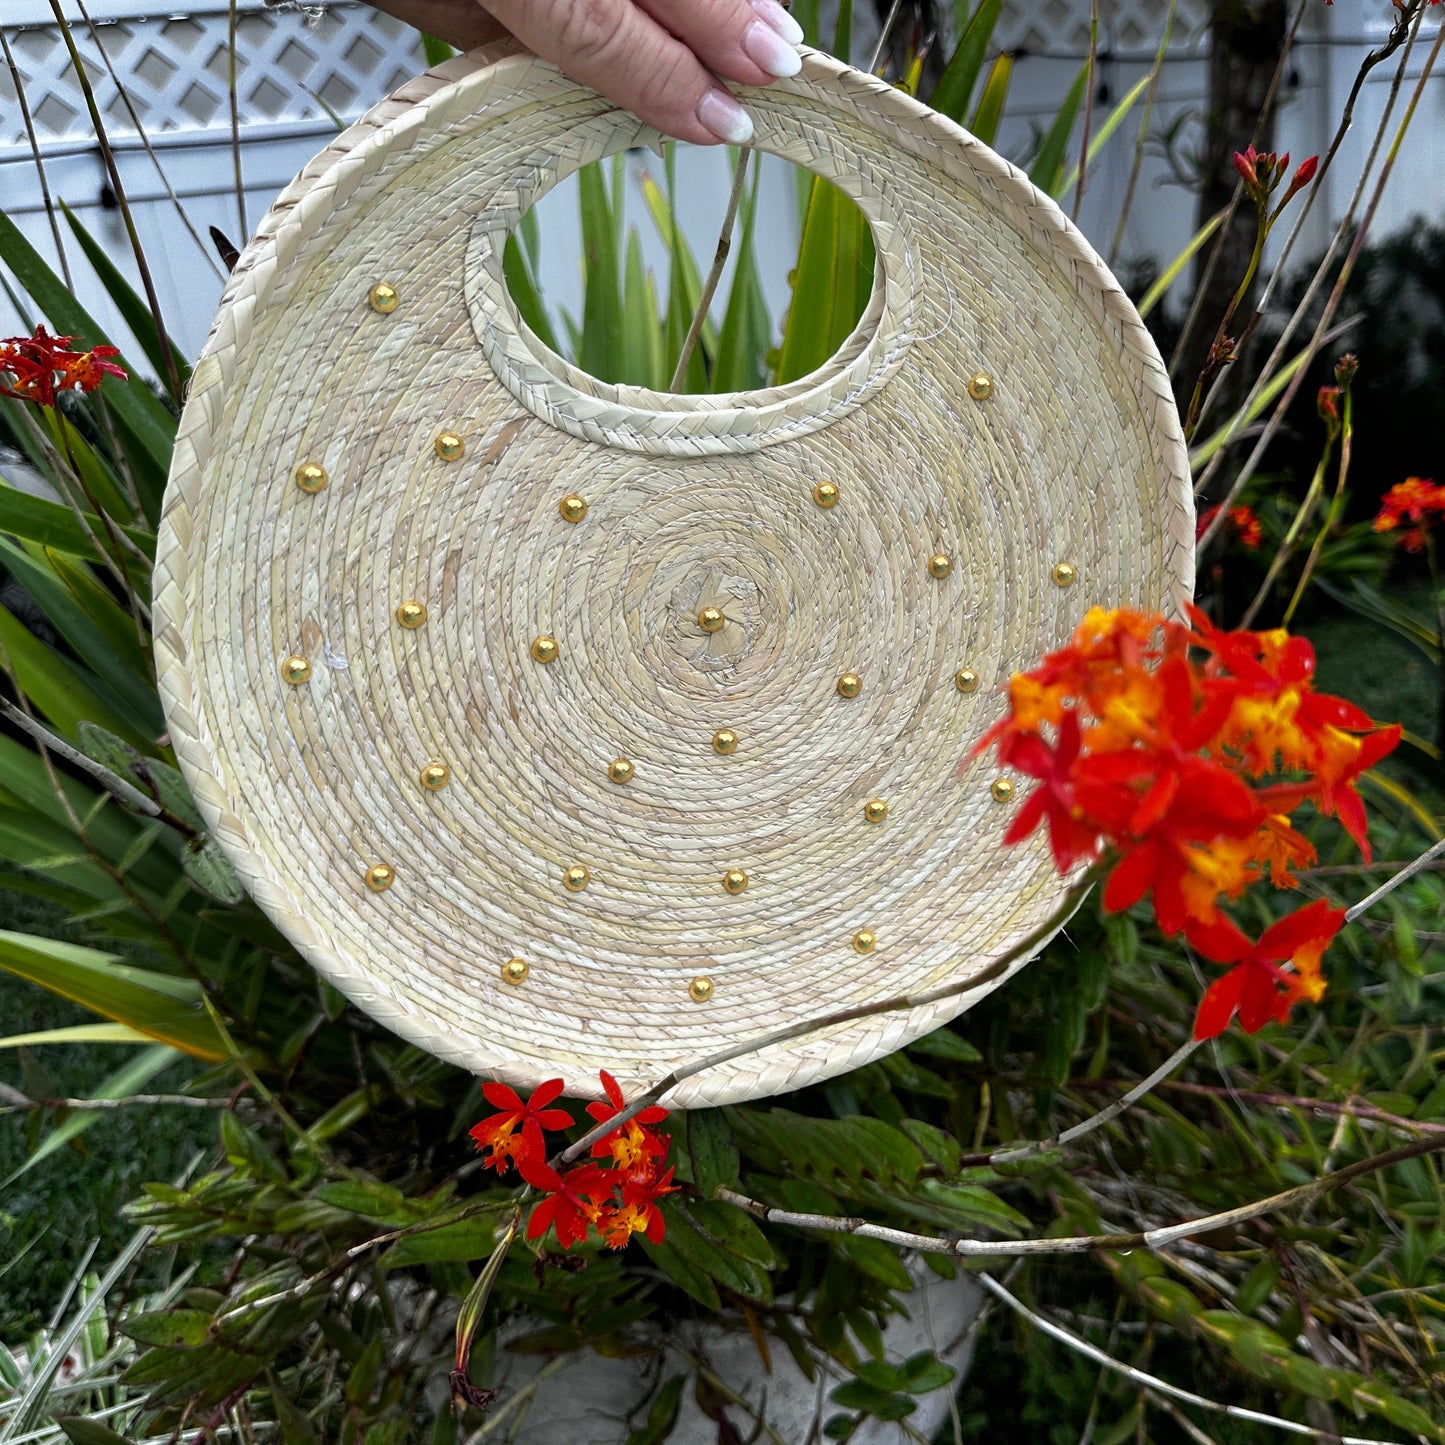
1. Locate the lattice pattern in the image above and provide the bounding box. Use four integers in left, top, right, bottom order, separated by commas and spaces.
0, 2, 424, 151
993, 0, 1211, 56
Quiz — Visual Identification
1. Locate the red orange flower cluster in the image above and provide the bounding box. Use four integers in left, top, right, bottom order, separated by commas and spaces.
469, 1071, 677, 1250
976, 607, 1399, 1039
1233, 147, 1318, 212
0, 326, 126, 407
1196, 503, 1263, 550
1373, 477, 1445, 553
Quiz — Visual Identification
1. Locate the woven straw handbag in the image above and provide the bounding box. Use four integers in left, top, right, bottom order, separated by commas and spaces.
154, 44, 1193, 1106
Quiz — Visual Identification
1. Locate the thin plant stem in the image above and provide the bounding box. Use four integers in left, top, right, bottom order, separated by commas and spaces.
46, 0, 182, 404
1, 29, 73, 292
1107, 0, 1176, 269
1344, 832, 1445, 922
553, 869, 1100, 1164
1169, 0, 1306, 386
1281, 386, 1352, 625
668, 149, 750, 392
0, 698, 158, 814
977, 1273, 1401, 1444
867, 0, 906, 74
1237, 425, 1334, 627
990, 1037, 1201, 1164
1195, 4, 1437, 546
1071, 0, 1099, 223
229, 0, 249, 243
716, 1130, 1445, 1258
1, 1093, 225, 1113
73, 0, 225, 284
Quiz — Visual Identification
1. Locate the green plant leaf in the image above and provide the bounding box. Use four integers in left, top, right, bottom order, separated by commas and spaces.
577, 157, 623, 384
385, 1216, 499, 1268
1056, 72, 1154, 202
775, 178, 873, 384
0, 602, 152, 747
62, 203, 191, 404
637, 1232, 722, 1310
56, 1417, 140, 1445
0, 209, 177, 482
968, 54, 1012, 147
931, 0, 1002, 121
0, 1021, 151, 1048
687, 1108, 741, 1198
1138, 213, 1223, 319
1028, 62, 1087, 197
0, 928, 229, 1059
5, 1041, 179, 1184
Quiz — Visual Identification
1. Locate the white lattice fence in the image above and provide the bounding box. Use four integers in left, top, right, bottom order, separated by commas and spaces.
1, 2, 424, 153
993, 0, 1210, 55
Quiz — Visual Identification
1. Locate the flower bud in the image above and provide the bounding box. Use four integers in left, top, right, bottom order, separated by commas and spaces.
1334, 352, 1359, 386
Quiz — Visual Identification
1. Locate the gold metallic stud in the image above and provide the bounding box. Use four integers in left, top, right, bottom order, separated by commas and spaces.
420, 763, 450, 791
863, 798, 889, 823
991, 778, 1015, 803
723, 868, 748, 895
294, 461, 327, 494
396, 600, 427, 629
836, 672, 862, 699
967, 373, 994, 401
689, 975, 714, 1003
559, 494, 588, 523
1052, 561, 1077, 588
853, 929, 876, 954
712, 729, 739, 756
928, 553, 953, 580
502, 956, 529, 985
280, 654, 312, 685
699, 606, 725, 633
563, 865, 590, 892
955, 667, 980, 693
364, 863, 394, 892
434, 431, 464, 462
368, 282, 399, 314
531, 635, 559, 664
813, 480, 839, 508
608, 757, 635, 784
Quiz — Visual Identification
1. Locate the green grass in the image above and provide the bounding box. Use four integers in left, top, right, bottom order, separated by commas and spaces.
0, 890, 215, 1338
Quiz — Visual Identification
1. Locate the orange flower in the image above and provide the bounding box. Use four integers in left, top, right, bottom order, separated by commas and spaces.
975, 606, 1397, 1035
468, 1078, 575, 1189
1374, 477, 1445, 552
0, 325, 126, 407
1187, 899, 1344, 1039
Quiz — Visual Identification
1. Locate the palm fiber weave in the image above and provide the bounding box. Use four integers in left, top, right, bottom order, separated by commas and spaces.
154, 46, 1194, 1105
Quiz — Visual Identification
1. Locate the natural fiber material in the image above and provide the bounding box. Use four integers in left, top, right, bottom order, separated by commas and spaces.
154, 47, 1193, 1106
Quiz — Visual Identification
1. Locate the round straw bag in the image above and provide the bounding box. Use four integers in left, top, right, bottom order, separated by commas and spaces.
154, 46, 1193, 1106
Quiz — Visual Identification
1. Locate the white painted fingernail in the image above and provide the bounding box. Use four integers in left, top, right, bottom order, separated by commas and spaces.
697, 87, 755, 144
744, 19, 802, 77
752, 0, 804, 45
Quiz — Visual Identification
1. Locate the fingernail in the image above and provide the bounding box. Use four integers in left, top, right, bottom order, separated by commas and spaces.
751, 0, 804, 45
697, 87, 755, 144
744, 18, 802, 77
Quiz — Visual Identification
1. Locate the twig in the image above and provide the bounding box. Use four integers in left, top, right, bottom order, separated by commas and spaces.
0, 1093, 226, 1113
990, 1038, 1200, 1165
1072, 1079, 1445, 1137
0, 699, 159, 815
977, 1272, 1401, 1444
1196, 3, 1438, 545
668, 150, 750, 391
867, 0, 906, 74
553, 871, 1098, 1164
1071, 0, 1099, 223
715, 1131, 1445, 1258
1344, 832, 1445, 922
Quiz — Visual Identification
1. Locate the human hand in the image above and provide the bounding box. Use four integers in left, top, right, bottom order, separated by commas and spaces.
364, 0, 804, 145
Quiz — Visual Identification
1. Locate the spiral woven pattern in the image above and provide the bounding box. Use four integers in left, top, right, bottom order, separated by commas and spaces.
154, 47, 1193, 1105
